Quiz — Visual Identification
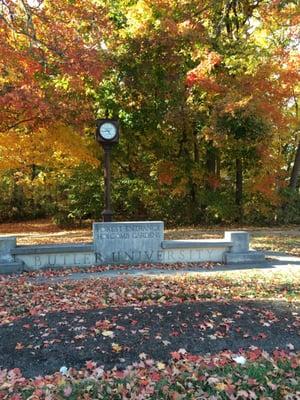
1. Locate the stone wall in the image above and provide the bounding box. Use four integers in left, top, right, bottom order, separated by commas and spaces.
0, 222, 265, 273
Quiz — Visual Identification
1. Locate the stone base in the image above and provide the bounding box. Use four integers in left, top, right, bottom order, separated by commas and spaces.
224, 250, 265, 264
0, 261, 24, 274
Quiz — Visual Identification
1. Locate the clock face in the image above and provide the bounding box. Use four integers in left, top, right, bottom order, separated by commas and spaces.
99, 122, 117, 140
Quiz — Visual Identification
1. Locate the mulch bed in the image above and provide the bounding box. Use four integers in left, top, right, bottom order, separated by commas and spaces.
0, 299, 299, 379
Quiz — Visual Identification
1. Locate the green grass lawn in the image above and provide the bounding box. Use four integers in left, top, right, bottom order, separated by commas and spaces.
1, 352, 298, 399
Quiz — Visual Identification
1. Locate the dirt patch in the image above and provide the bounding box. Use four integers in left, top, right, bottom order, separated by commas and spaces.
0, 300, 299, 379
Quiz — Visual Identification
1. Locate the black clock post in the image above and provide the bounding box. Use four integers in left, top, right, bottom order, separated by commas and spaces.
96, 119, 120, 222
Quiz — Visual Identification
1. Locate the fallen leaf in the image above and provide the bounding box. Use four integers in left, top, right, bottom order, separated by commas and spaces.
232, 355, 247, 365
112, 343, 122, 352
156, 361, 166, 370
102, 330, 114, 338
15, 343, 24, 350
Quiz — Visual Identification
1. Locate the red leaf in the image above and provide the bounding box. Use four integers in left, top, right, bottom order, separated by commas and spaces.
85, 360, 97, 370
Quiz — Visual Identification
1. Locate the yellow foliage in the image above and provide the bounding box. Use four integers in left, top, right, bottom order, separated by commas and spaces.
0, 124, 99, 172
253, 28, 270, 48
124, 0, 154, 37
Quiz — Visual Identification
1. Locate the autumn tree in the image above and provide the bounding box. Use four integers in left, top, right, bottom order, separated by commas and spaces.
0, 0, 111, 220
0, 0, 110, 167
0, 0, 299, 224
186, 0, 299, 220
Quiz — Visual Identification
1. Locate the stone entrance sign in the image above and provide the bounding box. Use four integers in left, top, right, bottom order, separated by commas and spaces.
93, 221, 164, 264
0, 223, 265, 273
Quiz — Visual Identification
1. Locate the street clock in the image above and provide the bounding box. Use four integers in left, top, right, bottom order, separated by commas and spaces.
95, 118, 120, 222
96, 119, 119, 143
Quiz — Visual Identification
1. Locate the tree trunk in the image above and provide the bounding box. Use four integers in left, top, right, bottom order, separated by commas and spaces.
206, 144, 217, 174
193, 131, 199, 163
190, 131, 199, 206
289, 140, 300, 190
289, 94, 299, 190
235, 157, 243, 219
205, 143, 219, 191
216, 154, 221, 181
31, 164, 37, 180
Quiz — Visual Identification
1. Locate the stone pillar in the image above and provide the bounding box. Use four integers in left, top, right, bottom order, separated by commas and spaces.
224, 231, 249, 253
224, 231, 265, 264
0, 237, 16, 262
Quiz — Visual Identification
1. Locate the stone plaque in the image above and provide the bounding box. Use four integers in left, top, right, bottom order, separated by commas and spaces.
93, 221, 164, 264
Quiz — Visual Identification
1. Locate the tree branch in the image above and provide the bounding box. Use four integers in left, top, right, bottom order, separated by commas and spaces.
1, 117, 36, 133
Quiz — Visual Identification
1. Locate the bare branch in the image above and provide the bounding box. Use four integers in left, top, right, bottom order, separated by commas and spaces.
1, 117, 37, 133
0, 2, 65, 58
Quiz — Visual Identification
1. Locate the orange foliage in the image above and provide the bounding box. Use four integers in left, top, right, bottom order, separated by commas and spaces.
186, 50, 222, 92
206, 175, 220, 190
0, 0, 110, 133
158, 161, 176, 185
186, 71, 222, 93
251, 174, 282, 205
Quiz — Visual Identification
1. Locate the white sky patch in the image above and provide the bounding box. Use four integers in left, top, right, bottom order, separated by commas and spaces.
27, 0, 43, 8
248, 16, 261, 34
100, 40, 108, 51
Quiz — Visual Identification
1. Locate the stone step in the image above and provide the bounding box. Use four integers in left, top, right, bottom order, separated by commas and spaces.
225, 250, 265, 264
0, 261, 24, 274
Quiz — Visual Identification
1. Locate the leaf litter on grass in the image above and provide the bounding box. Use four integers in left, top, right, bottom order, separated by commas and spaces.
0, 244, 299, 398
0, 349, 299, 399
0, 268, 299, 325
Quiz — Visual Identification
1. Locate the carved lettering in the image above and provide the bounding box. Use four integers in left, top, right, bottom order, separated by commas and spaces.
48, 255, 56, 266
179, 250, 185, 261
96, 252, 104, 263
84, 254, 91, 264
206, 249, 213, 257
157, 251, 164, 261
197, 250, 202, 258
124, 251, 134, 261
167, 251, 175, 261
34, 255, 42, 267
144, 250, 153, 261
94, 223, 162, 241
